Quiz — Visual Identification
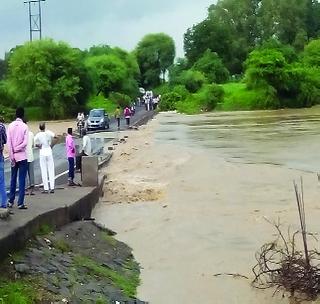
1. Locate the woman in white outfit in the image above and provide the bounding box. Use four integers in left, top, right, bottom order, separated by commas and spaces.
34, 122, 55, 194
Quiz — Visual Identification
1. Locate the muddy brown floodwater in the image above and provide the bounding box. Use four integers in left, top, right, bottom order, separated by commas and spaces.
93, 108, 320, 304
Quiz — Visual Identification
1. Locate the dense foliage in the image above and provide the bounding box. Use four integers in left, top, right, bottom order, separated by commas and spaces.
1, 0, 320, 118
6, 39, 92, 119
135, 33, 175, 88
184, 0, 320, 75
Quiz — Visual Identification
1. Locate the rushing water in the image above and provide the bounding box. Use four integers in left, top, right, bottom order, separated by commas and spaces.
94, 108, 320, 304
156, 107, 320, 173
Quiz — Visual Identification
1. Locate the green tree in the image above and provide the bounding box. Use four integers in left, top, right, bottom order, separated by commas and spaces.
302, 39, 320, 67
184, 0, 260, 74
0, 59, 7, 80
135, 33, 175, 88
85, 47, 140, 98
7, 39, 91, 118
192, 50, 229, 83
174, 70, 207, 93
245, 48, 289, 93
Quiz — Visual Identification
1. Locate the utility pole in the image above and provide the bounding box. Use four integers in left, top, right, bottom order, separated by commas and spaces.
24, 0, 46, 41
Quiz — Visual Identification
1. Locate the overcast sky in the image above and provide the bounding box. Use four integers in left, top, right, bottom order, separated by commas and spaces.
0, 0, 214, 59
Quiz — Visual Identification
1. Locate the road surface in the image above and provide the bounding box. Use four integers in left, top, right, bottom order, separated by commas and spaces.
4, 107, 152, 189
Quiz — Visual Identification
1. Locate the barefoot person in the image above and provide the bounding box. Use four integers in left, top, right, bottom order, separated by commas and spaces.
0, 116, 7, 209
66, 127, 76, 186
34, 123, 55, 194
7, 107, 28, 210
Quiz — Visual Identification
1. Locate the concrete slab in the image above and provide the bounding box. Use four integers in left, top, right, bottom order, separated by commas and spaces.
82, 157, 98, 187
0, 175, 105, 261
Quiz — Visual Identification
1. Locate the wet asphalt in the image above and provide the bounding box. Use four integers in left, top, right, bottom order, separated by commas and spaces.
4, 106, 151, 188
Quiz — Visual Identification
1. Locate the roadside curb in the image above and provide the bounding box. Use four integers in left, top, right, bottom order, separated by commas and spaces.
0, 174, 105, 262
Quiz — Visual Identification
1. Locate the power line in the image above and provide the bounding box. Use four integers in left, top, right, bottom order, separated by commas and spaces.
24, 0, 46, 41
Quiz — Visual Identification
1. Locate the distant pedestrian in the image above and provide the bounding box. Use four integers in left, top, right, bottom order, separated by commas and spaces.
34, 123, 55, 194
66, 127, 76, 186
124, 106, 132, 127
7, 107, 28, 210
114, 106, 121, 130
81, 129, 91, 156
131, 104, 136, 115
0, 116, 7, 209
24, 120, 35, 195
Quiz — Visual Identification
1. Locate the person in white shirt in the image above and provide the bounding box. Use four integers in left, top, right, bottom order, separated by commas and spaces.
82, 129, 91, 156
34, 122, 55, 194
24, 120, 35, 195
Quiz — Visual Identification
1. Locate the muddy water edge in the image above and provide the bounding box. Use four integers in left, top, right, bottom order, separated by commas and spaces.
93, 108, 320, 304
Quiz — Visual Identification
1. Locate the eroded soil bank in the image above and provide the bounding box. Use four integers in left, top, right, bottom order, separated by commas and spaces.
0, 221, 145, 304
93, 111, 320, 304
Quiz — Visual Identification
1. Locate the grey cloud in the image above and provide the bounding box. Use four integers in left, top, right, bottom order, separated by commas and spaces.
0, 0, 214, 58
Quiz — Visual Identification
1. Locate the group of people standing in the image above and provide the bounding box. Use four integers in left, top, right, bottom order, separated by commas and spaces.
141, 91, 160, 111
114, 105, 136, 130
0, 107, 81, 211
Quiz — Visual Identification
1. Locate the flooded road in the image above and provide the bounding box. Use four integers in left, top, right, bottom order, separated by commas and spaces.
93, 108, 320, 304
158, 107, 320, 173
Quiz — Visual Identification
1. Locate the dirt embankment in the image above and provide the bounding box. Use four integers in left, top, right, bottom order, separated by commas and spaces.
0, 221, 145, 304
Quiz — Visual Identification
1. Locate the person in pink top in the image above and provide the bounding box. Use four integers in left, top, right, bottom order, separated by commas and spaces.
66, 127, 76, 186
7, 107, 28, 209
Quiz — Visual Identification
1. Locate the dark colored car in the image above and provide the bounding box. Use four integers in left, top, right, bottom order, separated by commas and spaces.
86, 109, 110, 131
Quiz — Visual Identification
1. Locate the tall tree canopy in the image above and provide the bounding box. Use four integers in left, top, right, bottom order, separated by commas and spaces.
85, 46, 140, 98
135, 33, 175, 88
7, 39, 92, 118
184, 0, 320, 75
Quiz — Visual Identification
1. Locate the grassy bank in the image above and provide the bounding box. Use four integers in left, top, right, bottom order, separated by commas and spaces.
0, 222, 143, 304
157, 82, 280, 114
219, 83, 276, 111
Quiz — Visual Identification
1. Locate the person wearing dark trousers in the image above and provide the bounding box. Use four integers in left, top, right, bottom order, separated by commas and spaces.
124, 106, 131, 128
7, 107, 28, 210
0, 116, 7, 209
66, 127, 76, 186
114, 106, 121, 130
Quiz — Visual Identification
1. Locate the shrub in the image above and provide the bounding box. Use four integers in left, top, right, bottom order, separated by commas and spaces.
221, 82, 278, 110
154, 83, 171, 96
0, 81, 16, 107
176, 70, 206, 93
297, 67, 320, 107
108, 92, 131, 108
196, 84, 224, 111
25, 107, 47, 121
159, 92, 181, 111
86, 95, 118, 114
192, 50, 230, 83
172, 85, 190, 100
0, 105, 15, 122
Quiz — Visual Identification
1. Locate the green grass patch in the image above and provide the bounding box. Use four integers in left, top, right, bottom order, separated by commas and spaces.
0, 280, 37, 304
36, 224, 53, 236
101, 232, 117, 247
95, 298, 110, 304
87, 95, 118, 114
219, 82, 278, 110
52, 239, 71, 253
74, 255, 140, 298
176, 98, 202, 114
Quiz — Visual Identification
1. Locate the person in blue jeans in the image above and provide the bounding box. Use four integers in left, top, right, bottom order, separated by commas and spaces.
7, 107, 29, 210
0, 117, 7, 209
